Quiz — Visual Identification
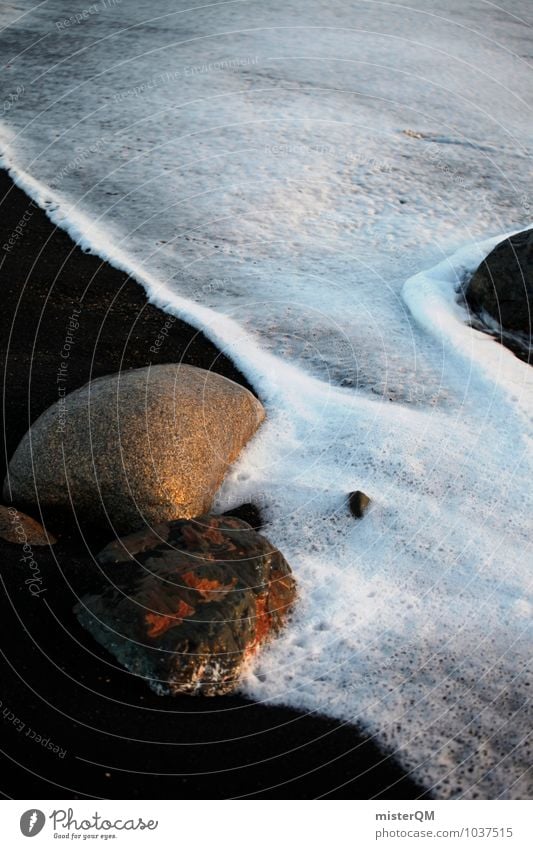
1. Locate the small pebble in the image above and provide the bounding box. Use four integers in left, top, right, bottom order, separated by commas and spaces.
348, 490, 371, 518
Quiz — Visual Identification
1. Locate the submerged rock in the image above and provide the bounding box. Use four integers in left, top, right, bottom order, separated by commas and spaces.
348, 490, 371, 519
76, 514, 296, 696
4, 364, 265, 533
0, 505, 56, 546
466, 228, 533, 334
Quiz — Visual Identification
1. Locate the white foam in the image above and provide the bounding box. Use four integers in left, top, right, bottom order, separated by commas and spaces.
218, 238, 533, 800
1, 0, 532, 798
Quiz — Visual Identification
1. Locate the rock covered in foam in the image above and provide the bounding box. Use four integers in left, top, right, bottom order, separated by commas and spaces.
75, 514, 296, 696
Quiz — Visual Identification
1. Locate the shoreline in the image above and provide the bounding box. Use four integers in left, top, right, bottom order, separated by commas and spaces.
0, 167, 422, 800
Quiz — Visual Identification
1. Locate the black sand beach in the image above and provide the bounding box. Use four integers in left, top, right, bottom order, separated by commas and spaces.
0, 168, 422, 800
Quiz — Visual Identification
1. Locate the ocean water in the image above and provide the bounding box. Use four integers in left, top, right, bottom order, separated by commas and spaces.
0, 0, 532, 798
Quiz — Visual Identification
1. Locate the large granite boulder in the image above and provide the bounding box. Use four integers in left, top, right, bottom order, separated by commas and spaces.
3, 364, 265, 533
75, 514, 296, 696
466, 228, 533, 334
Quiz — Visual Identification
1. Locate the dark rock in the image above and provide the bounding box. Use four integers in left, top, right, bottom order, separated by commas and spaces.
348, 491, 371, 519
0, 504, 56, 546
75, 514, 296, 696
222, 502, 263, 529
466, 228, 533, 334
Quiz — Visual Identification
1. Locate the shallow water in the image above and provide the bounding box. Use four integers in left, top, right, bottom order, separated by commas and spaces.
0, 0, 532, 797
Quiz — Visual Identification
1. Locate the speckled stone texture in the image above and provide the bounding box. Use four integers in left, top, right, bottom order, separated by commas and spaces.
3, 364, 265, 533
75, 514, 296, 696
466, 227, 533, 334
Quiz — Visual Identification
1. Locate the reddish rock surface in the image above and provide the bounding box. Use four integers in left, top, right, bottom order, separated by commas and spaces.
76, 514, 296, 696
0, 504, 57, 546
